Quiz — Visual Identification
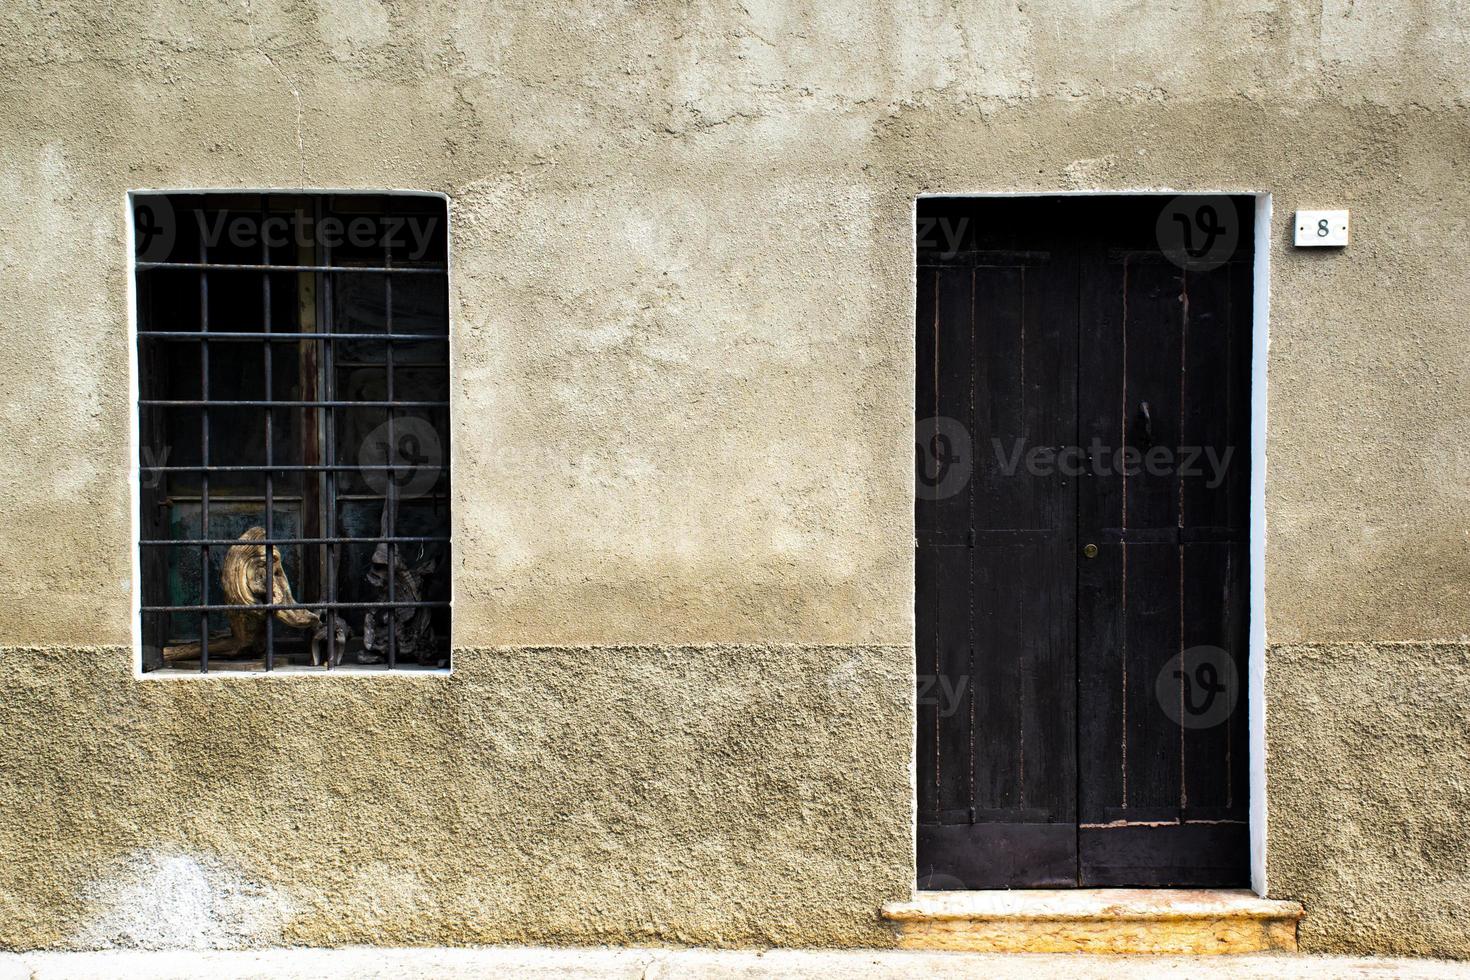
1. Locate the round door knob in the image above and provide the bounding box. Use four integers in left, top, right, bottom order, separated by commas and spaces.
1083, 543, 1099, 559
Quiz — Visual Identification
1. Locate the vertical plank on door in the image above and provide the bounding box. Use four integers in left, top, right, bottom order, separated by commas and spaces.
1013, 255, 1078, 825
934, 265, 975, 823
1122, 255, 1185, 821
1077, 242, 1127, 828
970, 253, 1079, 827
915, 264, 940, 825
1180, 260, 1240, 815
971, 265, 1023, 816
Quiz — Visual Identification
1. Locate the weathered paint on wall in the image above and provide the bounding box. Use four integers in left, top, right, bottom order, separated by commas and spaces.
1, 0, 1469, 957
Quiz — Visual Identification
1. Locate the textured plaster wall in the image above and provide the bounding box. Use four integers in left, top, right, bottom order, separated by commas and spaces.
1268, 643, 1470, 956
1, 645, 909, 949
0, 0, 1467, 956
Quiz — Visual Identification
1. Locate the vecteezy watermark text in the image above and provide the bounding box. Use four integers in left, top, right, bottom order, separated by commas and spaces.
918, 674, 969, 718
989, 437, 1235, 488
915, 216, 971, 258
132, 193, 440, 263
1156, 645, 1240, 729
917, 417, 1237, 499
139, 416, 444, 498
1155, 195, 1241, 271
192, 210, 438, 258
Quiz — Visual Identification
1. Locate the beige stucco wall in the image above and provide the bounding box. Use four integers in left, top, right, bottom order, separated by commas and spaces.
1268, 643, 1470, 955
2, 645, 910, 949
1, 0, 1468, 956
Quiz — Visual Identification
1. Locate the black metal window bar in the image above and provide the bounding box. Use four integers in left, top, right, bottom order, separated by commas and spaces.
134, 193, 451, 672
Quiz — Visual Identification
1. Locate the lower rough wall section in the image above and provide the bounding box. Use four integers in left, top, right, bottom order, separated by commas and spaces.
1266, 642, 1470, 958
10, 641, 1469, 956
0, 646, 911, 951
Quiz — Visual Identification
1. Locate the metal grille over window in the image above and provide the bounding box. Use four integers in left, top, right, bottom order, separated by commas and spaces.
134, 193, 451, 672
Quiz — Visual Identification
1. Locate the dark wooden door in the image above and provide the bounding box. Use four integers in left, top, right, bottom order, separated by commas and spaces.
916, 197, 1253, 889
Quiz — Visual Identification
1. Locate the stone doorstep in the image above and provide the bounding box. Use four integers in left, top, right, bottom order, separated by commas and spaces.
882, 889, 1305, 955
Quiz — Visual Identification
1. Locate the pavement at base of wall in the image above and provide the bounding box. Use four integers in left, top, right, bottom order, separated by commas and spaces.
0, 947, 1467, 979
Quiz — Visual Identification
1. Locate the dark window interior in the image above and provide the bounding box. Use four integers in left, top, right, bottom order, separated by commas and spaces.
134, 193, 451, 672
